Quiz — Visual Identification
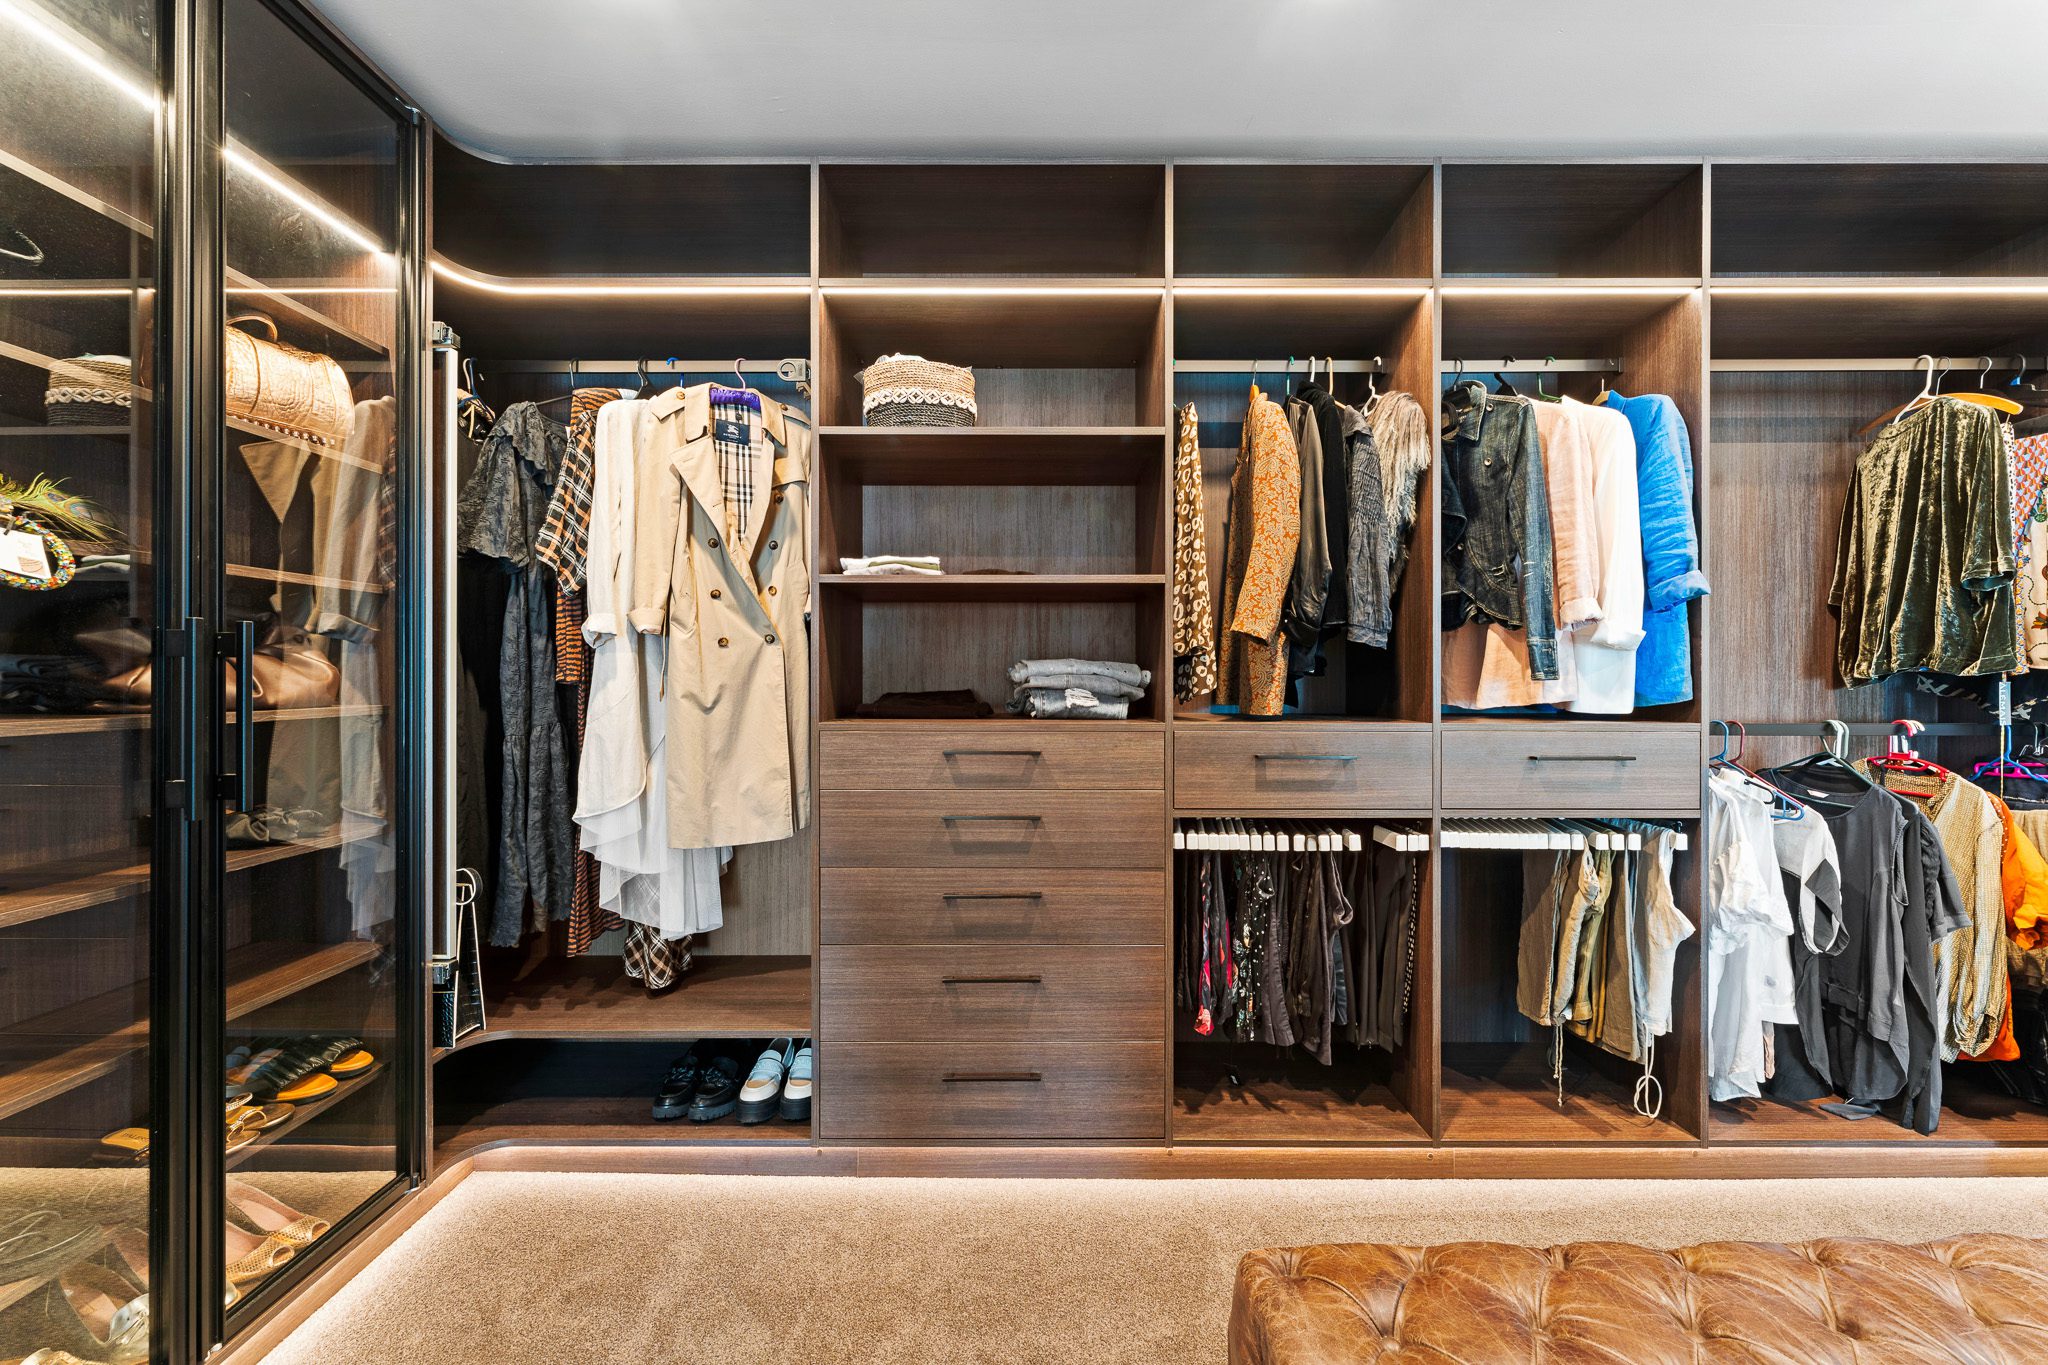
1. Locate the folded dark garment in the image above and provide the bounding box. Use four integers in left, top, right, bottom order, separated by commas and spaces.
854, 688, 994, 719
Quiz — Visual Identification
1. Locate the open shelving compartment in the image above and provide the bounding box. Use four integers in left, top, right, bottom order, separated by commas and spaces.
1437, 817, 1703, 1144
815, 284, 1171, 724
1168, 817, 1435, 1144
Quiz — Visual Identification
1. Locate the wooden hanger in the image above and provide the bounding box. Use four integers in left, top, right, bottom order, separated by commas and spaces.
1947, 354, 2025, 414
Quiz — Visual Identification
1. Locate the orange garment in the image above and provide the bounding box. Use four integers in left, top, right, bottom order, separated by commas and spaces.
1215, 393, 1301, 717
1962, 795, 2048, 1062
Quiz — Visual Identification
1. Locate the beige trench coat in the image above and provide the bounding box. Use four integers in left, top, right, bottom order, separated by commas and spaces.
628, 384, 811, 848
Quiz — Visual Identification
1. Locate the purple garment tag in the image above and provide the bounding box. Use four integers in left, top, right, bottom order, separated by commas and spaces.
710, 385, 761, 410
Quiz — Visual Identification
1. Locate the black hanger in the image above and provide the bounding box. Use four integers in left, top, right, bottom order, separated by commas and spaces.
532, 357, 580, 408
1493, 356, 1519, 399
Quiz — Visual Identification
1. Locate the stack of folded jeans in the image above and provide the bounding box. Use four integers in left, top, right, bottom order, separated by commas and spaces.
1005, 657, 1150, 719
839, 555, 941, 577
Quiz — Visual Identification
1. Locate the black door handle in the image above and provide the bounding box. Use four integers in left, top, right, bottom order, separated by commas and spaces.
218, 619, 254, 810
940, 814, 1043, 823
1527, 754, 1638, 763
940, 975, 1044, 985
942, 892, 1045, 902
941, 1072, 1043, 1084
1255, 753, 1357, 762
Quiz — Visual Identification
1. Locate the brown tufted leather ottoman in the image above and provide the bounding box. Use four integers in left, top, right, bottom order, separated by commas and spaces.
1229, 1235, 2048, 1363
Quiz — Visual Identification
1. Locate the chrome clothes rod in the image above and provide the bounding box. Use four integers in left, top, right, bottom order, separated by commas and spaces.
1709, 358, 2027, 372
1172, 359, 1384, 374
486, 358, 812, 383
1437, 359, 1621, 373
1720, 721, 2003, 735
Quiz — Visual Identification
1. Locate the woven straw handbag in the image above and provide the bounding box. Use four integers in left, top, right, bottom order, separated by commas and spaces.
224, 311, 356, 449
43, 355, 133, 426
858, 353, 977, 427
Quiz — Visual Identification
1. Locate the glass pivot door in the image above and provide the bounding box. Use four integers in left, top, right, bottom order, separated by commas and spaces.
0, 0, 421, 1359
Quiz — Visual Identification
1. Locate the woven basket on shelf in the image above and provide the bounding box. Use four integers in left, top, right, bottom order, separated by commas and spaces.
43, 355, 133, 426
858, 353, 976, 428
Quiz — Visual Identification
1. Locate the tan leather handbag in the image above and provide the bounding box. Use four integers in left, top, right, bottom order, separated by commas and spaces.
78, 620, 340, 710
223, 312, 355, 450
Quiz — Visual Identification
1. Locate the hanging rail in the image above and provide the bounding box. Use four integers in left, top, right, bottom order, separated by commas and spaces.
1721, 721, 2001, 736
1709, 357, 2027, 373
483, 358, 812, 383
1171, 358, 1385, 374
1436, 358, 1621, 373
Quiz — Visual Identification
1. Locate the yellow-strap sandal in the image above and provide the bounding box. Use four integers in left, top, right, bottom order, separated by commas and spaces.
273, 1072, 337, 1103
97, 1129, 148, 1162
326, 1049, 375, 1077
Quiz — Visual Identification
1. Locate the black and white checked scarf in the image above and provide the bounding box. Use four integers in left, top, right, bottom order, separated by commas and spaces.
711, 396, 758, 554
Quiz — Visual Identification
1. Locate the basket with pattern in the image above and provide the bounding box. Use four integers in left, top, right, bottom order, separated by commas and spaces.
858, 353, 977, 428
43, 355, 133, 426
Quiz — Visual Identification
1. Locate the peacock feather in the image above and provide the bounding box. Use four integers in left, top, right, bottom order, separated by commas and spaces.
0, 475, 123, 546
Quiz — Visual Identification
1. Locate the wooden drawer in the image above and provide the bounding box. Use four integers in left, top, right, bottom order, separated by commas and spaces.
821, 868, 1163, 945
818, 790, 1164, 869
819, 724, 1164, 792
1173, 724, 1432, 811
1440, 726, 1701, 813
822, 946, 1164, 1042
819, 1041, 1165, 1140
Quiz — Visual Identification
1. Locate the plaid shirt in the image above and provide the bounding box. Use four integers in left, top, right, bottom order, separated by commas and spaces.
711, 390, 761, 555
534, 388, 615, 592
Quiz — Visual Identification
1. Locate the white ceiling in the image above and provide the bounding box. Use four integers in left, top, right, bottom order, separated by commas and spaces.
314, 0, 2048, 163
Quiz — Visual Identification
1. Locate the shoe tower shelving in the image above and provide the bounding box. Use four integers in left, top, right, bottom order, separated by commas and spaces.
428, 149, 2048, 1175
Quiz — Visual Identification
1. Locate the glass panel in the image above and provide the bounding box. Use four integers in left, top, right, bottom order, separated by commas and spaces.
0, 0, 158, 1358
217, 0, 402, 1302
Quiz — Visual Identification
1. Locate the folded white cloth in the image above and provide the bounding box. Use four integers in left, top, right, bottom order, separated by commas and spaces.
1007, 658, 1149, 688
840, 555, 942, 576
1008, 673, 1147, 701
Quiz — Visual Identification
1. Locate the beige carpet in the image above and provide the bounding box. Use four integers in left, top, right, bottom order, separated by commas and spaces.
260, 1173, 2048, 1365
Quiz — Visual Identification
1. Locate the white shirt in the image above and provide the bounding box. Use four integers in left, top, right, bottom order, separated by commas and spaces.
1636, 827, 1695, 1041
1706, 768, 1798, 1100
1564, 398, 1646, 714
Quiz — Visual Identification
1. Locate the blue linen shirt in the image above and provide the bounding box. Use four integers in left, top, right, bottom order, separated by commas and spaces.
1603, 392, 1709, 706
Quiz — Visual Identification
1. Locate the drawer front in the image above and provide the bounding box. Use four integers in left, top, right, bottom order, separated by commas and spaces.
821, 868, 1163, 945
818, 791, 1164, 870
822, 946, 1164, 1042
820, 1041, 1165, 1140
1173, 725, 1433, 811
1440, 727, 1701, 812
819, 725, 1164, 792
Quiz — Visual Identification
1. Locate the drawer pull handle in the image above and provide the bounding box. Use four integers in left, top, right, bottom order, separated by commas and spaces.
942, 749, 1044, 758
1255, 753, 1358, 762
941, 814, 1043, 823
1527, 754, 1639, 763
942, 1071, 1043, 1084
942, 892, 1045, 902
941, 975, 1044, 985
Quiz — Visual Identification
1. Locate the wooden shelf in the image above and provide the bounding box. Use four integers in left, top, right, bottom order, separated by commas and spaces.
435, 1093, 810, 1165
0, 824, 371, 932
0, 704, 381, 738
1438, 282, 1699, 357
818, 573, 1164, 604
1171, 286, 1430, 358
226, 1063, 388, 1171
434, 265, 813, 360
0, 939, 380, 1122
0, 134, 389, 360
1709, 1072, 2048, 1146
0, 425, 131, 439
1712, 163, 2048, 278
1439, 1043, 1694, 1144
1172, 164, 1434, 279
821, 288, 1164, 370
458, 955, 812, 1046
1441, 163, 1703, 278
1707, 279, 2048, 359
816, 426, 1164, 485
1173, 1049, 1428, 1145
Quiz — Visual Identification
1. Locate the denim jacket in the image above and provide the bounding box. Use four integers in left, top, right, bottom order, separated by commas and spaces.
1602, 392, 1708, 706
1441, 381, 1559, 679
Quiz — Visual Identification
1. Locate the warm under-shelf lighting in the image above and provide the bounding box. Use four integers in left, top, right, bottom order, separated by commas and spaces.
1438, 284, 1698, 298
0, 286, 137, 297
1172, 285, 1428, 297
1712, 281, 2048, 297
430, 259, 811, 297
817, 284, 1162, 297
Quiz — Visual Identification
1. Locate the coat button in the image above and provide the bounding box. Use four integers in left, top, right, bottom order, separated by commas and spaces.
767, 585, 777, 596
709, 588, 721, 599
768, 539, 778, 550
718, 637, 730, 648
708, 537, 720, 549
764, 633, 777, 645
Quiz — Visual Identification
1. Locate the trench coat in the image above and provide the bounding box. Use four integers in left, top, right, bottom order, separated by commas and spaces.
628, 384, 811, 848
